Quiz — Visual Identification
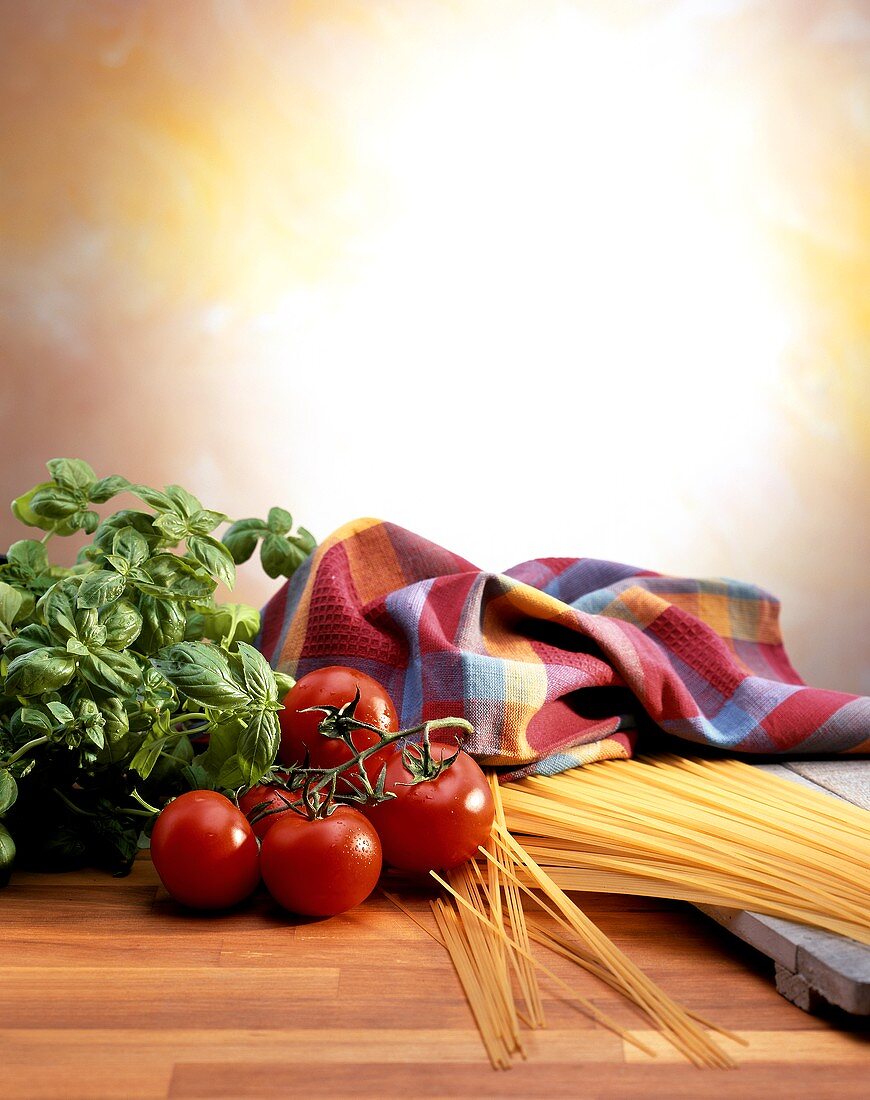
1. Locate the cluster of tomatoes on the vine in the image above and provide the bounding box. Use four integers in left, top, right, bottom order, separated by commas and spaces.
150, 666, 495, 917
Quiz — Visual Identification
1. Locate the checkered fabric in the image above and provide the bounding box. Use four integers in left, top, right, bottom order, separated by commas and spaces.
257, 518, 869, 776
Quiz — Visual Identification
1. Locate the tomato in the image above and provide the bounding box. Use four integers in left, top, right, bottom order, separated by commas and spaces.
363, 744, 494, 873
150, 790, 260, 910
238, 781, 301, 840
260, 806, 382, 917
277, 666, 399, 778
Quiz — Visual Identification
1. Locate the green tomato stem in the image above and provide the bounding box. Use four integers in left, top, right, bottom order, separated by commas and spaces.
130, 789, 161, 815
307, 717, 474, 797
397, 717, 474, 739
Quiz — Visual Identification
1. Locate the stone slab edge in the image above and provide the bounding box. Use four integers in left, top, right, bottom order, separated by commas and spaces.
694, 761, 869, 1015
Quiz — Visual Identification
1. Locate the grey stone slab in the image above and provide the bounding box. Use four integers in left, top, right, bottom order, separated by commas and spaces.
774, 962, 825, 1012
754, 762, 838, 797
694, 760, 870, 1015
697, 904, 870, 1014
785, 760, 870, 811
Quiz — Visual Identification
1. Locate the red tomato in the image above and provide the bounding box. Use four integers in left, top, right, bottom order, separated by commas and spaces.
238, 782, 301, 840
150, 791, 260, 910
260, 806, 382, 917
363, 745, 494, 873
277, 666, 399, 777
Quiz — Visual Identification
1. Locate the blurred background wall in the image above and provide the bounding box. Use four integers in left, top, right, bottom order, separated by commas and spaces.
0, 0, 867, 694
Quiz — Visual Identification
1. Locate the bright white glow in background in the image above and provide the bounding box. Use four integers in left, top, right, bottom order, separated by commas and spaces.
1, 2, 867, 693
252, 9, 797, 571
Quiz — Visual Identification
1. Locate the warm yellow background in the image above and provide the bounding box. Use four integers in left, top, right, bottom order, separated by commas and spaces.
1, 2, 867, 694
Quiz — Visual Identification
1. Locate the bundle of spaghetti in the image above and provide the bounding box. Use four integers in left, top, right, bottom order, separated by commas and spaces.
483, 828, 736, 1067
423, 778, 547, 1069
500, 755, 870, 945
430, 886, 520, 1069
521, 913, 742, 1046
431, 782, 735, 1068
485, 773, 545, 1029
433, 860, 672, 1066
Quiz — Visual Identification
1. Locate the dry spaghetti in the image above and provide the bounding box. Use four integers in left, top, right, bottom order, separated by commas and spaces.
429, 773, 737, 1069
500, 756, 870, 945
395, 755, 866, 1071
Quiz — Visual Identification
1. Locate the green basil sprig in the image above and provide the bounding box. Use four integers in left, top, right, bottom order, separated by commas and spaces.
224, 508, 316, 579
0, 459, 312, 875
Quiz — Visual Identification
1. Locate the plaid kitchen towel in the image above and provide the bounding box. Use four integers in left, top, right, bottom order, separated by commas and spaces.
258, 518, 869, 776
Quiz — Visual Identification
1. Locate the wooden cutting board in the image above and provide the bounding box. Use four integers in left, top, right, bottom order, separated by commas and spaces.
696, 760, 870, 1015
3, 855, 869, 1098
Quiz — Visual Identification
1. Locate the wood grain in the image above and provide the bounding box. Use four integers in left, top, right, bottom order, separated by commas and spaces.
1, 855, 867, 1098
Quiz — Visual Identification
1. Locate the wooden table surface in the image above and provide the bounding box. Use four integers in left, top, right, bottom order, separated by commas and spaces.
2, 855, 868, 1099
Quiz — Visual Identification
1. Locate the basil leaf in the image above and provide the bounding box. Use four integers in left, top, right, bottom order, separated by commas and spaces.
267, 507, 293, 534
3, 623, 52, 661
236, 709, 280, 786
18, 706, 53, 733
11, 483, 61, 532
152, 512, 188, 541
5, 648, 76, 695
7, 539, 49, 575
221, 518, 268, 564
76, 570, 126, 610
216, 754, 247, 790
230, 605, 261, 644
0, 581, 25, 633
181, 762, 215, 791
235, 642, 277, 705
102, 697, 130, 740
182, 609, 208, 641
165, 485, 202, 518
89, 474, 130, 504
100, 599, 143, 651
77, 510, 101, 534
261, 533, 307, 579
93, 511, 162, 554
140, 665, 175, 710
89, 697, 134, 765
291, 527, 317, 555
187, 535, 236, 590
79, 649, 141, 695
0, 770, 18, 816
226, 604, 261, 645
260, 533, 292, 579
130, 484, 174, 511
197, 714, 246, 781
30, 485, 81, 519
273, 671, 295, 700
129, 722, 170, 780
189, 509, 228, 535
46, 701, 75, 725
46, 458, 97, 492
83, 721, 106, 750
76, 607, 106, 648
136, 595, 186, 653
184, 603, 260, 646
112, 526, 150, 568
153, 641, 250, 710
137, 555, 216, 602
39, 582, 81, 639
147, 730, 194, 786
